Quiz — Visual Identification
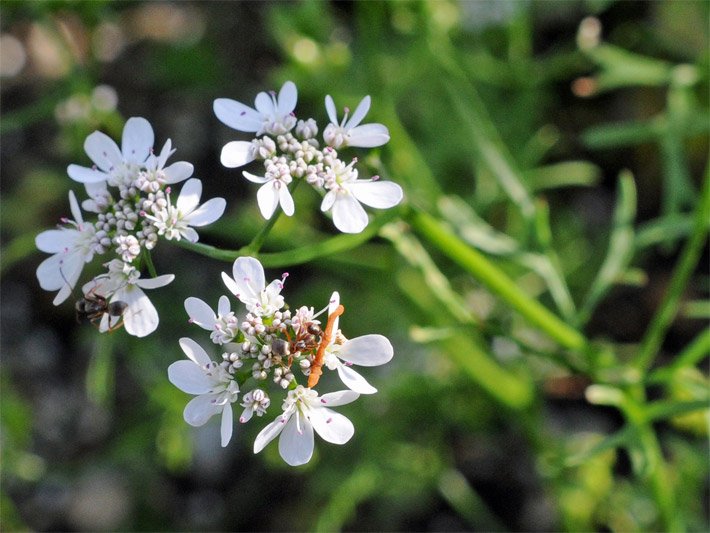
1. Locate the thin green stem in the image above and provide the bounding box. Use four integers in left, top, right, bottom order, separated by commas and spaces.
634, 170, 710, 372
142, 249, 158, 278
170, 209, 401, 268
647, 327, 710, 384
408, 209, 589, 353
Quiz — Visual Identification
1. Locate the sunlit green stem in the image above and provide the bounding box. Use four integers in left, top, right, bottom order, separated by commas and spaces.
634, 170, 710, 372
408, 209, 589, 353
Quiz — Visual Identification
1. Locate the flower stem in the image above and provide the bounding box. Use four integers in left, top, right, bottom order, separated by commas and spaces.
408, 208, 589, 353
633, 169, 709, 373
142, 249, 158, 278
170, 208, 401, 267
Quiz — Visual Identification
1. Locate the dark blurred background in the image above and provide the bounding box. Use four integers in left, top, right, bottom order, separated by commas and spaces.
1, 1, 708, 531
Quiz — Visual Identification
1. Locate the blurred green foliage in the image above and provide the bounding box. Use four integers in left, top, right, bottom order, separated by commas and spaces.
1, 0, 708, 531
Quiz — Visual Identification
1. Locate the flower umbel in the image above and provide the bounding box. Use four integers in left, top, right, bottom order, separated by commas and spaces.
170, 257, 395, 465
214, 81, 403, 233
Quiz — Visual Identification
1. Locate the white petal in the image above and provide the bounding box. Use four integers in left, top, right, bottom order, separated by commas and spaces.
254, 90, 276, 115
135, 274, 174, 289
335, 364, 378, 394
68, 190, 83, 224
220, 403, 234, 447
182, 227, 199, 243
337, 334, 394, 366
36, 254, 67, 290
118, 286, 158, 337
324, 95, 338, 125
220, 141, 256, 168
254, 416, 287, 454
35, 228, 76, 254
168, 360, 214, 394
320, 190, 337, 212
84, 131, 122, 172
277, 81, 298, 115
350, 180, 403, 209
184, 297, 217, 330
346, 95, 371, 129
52, 252, 84, 305
214, 98, 262, 132
243, 171, 270, 184
176, 178, 202, 215
179, 337, 212, 366
67, 164, 108, 183
163, 161, 194, 184
121, 117, 153, 164
217, 295, 231, 317
221, 272, 239, 296
184, 197, 226, 227
278, 184, 294, 216
332, 194, 369, 234
347, 123, 390, 148
256, 182, 279, 219
279, 414, 314, 466
156, 138, 174, 168
319, 390, 360, 407
231, 257, 265, 300
183, 394, 221, 427
308, 407, 355, 444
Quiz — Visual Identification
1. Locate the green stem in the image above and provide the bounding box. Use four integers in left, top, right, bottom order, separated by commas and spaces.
634, 170, 710, 372
647, 327, 710, 384
408, 209, 589, 353
142, 249, 158, 278
170, 209, 400, 268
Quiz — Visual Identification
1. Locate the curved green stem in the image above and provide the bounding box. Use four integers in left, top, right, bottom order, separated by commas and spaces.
408, 208, 589, 353
634, 169, 710, 372
170, 208, 401, 268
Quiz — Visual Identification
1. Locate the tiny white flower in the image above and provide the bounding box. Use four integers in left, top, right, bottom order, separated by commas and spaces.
36, 191, 98, 305
320, 160, 403, 234
253, 385, 359, 466
323, 95, 390, 149
168, 337, 240, 447
143, 178, 226, 242
243, 160, 294, 219
184, 295, 240, 345
87, 259, 174, 337
67, 117, 154, 186
82, 181, 113, 213
115, 234, 141, 263
214, 80, 298, 137
141, 138, 194, 188
239, 389, 271, 423
321, 292, 394, 394
221, 257, 286, 317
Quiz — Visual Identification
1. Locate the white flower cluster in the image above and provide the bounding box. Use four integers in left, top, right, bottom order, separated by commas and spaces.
168, 256, 393, 465
214, 81, 403, 233
35, 118, 226, 337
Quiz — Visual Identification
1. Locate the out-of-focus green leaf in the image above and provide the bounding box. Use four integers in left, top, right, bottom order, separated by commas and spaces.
576, 172, 637, 326
523, 161, 601, 192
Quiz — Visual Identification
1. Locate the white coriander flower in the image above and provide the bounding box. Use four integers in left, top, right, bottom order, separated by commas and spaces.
143, 178, 226, 242
168, 337, 240, 447
214, 80, 298, 136
253, 385, 359, 466
67, 117, 154, 186
36, 191, 98, 305
82, 181, 113, 213
321, 292, 394, 394
115, 234, 141, 263
239, 389, 271, 423
86, 259, 174, 337
321, 160, 403, 234
184, 295, 240, 345
221, 256, 286, 316
134, 138, 194, 193
323, 95, 390, 149
243, 160, 294, 219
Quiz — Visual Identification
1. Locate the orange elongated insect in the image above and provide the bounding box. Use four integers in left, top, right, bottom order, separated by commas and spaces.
307, 304, 344, 388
